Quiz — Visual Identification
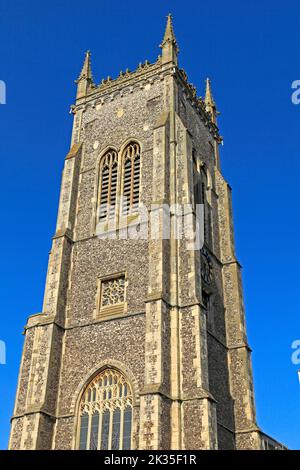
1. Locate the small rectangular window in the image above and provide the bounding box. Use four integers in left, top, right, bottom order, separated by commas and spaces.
97, 274, 127, 319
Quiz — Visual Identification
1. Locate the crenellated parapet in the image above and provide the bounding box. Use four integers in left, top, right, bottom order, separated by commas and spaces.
72, 58, 221, 146
10, 13, 285, 452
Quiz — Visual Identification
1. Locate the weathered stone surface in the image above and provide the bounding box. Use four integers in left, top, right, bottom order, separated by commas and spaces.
10, 17, 282, 451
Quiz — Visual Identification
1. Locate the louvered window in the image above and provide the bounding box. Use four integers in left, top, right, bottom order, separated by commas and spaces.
99, 149, 118, 222
193, 151, 201, 207
200, 166, 212, 245
122, 143, 141, 214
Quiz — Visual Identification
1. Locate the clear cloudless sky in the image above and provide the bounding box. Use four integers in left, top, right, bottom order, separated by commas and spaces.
0, 0, 299, 450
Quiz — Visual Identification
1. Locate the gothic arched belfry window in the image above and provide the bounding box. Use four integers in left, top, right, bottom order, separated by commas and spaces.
121, 142, 141, 214
201, 165, 208, 242
78, 368, 133, 450
98, 149, 118, 222
200, 164, 212, 246
192, 154, 212, 245
193, 151, 201, 207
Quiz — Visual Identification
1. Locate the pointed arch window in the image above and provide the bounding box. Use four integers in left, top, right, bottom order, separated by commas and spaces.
78, 368, 133, 450
200, 164, 212, 245
200, 165, 208, 241
121, 142, 141, 214
98, 149, 118, 223
192, 154, 212, 246
193, 150, 201, 207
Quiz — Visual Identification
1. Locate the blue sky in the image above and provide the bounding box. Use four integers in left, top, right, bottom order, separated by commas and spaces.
0, 0, 299, 450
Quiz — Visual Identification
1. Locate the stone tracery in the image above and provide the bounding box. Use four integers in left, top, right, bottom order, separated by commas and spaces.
78, 368, 133, 450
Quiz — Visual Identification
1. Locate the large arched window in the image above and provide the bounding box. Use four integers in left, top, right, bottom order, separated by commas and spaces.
121, 142, 141, 214
98, 149, 118, 222
78, 368, 133, 450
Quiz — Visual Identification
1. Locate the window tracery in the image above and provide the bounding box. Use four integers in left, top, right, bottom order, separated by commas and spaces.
78, 368, 133, 450
101, 276, 125, 308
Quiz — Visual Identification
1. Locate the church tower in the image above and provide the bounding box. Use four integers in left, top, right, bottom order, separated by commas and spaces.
9, 15, 282, 450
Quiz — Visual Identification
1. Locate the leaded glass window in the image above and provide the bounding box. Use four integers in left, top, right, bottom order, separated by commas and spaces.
90, 412, 99, 450
79, 413, 89, 450
78, 368, 133, 450
122, 406, 132, 450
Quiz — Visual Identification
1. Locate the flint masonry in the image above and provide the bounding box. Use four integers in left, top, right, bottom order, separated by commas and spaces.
9, 15, 284, 450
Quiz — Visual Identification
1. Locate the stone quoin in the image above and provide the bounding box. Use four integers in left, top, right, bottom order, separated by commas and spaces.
9, 15, 285, 450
